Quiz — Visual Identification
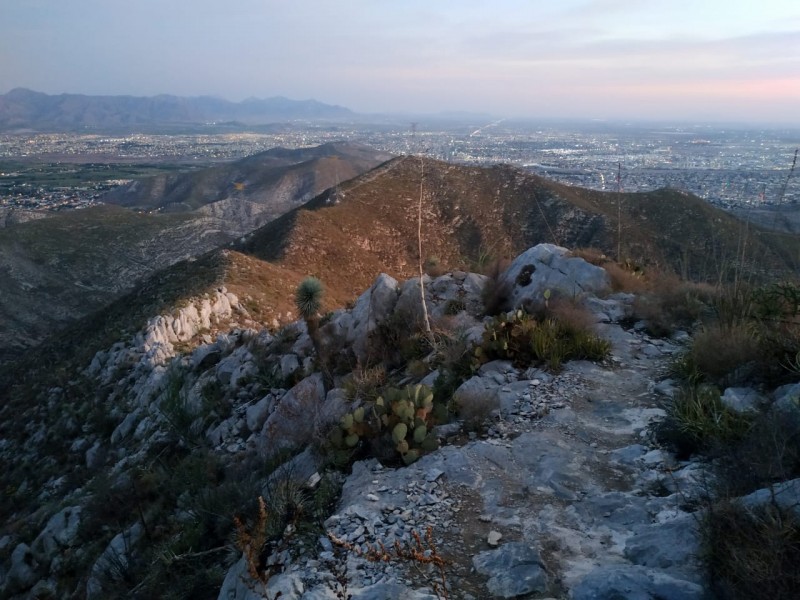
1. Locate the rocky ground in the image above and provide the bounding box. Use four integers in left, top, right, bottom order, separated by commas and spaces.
3, 243, 798, 600
222, 320, 710, 600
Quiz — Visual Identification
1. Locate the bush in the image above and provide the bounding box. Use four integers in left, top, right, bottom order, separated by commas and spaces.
452, 388, 499, 432
713, 409, 800, 497
633, 277, 716, 336
295, 277, 324, 320
480, 258, 512, 316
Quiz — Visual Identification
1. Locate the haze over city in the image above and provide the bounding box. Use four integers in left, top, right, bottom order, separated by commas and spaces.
2, 0, 799, 124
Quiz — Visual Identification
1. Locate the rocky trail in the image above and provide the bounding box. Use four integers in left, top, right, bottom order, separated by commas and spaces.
220, 317, 709, 599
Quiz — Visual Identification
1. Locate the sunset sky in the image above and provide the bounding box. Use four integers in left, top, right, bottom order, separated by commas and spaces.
2, 0, 799, 123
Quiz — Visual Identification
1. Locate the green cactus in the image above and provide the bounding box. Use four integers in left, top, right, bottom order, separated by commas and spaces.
327, 383, 442, 466
402, 449, 420, 465
392, 422, 408, 443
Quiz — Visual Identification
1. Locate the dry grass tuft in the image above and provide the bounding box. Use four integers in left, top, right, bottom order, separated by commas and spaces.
689, 324, 762, 386
480, 258, 512, 316
603, 261, 649, 293
704, 501, 800, 600
452, 388, 499, 432
633, 276, 716, 336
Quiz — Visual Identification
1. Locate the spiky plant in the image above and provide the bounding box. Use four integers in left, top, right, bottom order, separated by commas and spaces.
295, 277, 328, 387
295, 277, 324, 320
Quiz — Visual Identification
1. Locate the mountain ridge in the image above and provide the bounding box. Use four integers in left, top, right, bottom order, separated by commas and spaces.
0, 143, 391, 362
0, 88, 354, 132
5, 155, 798, 397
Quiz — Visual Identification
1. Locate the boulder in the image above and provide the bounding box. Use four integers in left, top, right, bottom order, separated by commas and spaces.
473, 542, 549, 598
259, 373, 326, 459
245, 395, 273, 433
624, 514, 700, 572
348, 274, 400, 363
571, 565, 707, 600
4, 543, 38, 594
85, 523, 143, 599
31, 506, 82, 564
721, 387, 764, 414
500, 244, 610, 311
740, 478, 800, 517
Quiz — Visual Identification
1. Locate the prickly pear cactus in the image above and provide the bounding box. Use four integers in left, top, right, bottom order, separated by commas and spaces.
328, 383, 442, 465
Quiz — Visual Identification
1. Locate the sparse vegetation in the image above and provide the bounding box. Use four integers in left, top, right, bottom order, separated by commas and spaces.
654, 385, 753, 459
476, 308, 610, 371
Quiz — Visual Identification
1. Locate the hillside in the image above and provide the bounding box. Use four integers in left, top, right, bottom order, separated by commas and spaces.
0, 143, 391, 362
241, 156, 799, 305
2, 240, 799, 599
7, 155, 798, 398
2, 155, 800, 599
0, 88, 354, 132
103, 142, 391, 235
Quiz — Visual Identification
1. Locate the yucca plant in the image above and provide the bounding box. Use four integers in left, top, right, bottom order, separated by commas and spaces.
295, 277, 325, 382
295, 276, 324, 321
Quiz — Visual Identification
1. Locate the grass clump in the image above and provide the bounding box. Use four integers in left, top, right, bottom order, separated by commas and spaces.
452, 388, 499, 432
682, 324, 762, 387
476, 308, 610, 371
632, 277, 716, 337
654, 384, 752, 459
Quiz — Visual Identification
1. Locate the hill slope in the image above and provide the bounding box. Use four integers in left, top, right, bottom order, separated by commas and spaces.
9, 156, 797, 391
0, 144, 391, 362
242, 156, 800, 306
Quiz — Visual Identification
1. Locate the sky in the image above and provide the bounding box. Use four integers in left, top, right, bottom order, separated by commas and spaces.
2, 0, 799, 124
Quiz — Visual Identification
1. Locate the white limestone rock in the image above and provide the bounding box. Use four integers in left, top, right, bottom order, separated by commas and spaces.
500, 244, 610, 311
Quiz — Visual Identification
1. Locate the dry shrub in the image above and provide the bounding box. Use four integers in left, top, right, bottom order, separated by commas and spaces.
603, 261, 648, 294
569, 247, 608, 266
342, 365, 387, 403
547, 298, 596, 333
704, 501, 800, 600
453, 388, 499, 431
689, 324, 761, 386
424, 256, 446, 278
634, 276, 716, 336
714, 410, 800, 497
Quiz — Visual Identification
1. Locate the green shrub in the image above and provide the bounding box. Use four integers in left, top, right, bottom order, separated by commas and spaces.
633, 278, 716, 337
295, 277, 324, 319
713, 409, 800, 497
685, 323, 762, 386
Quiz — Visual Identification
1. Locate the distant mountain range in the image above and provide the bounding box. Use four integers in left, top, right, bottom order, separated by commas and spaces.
0, 88, 355, 132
